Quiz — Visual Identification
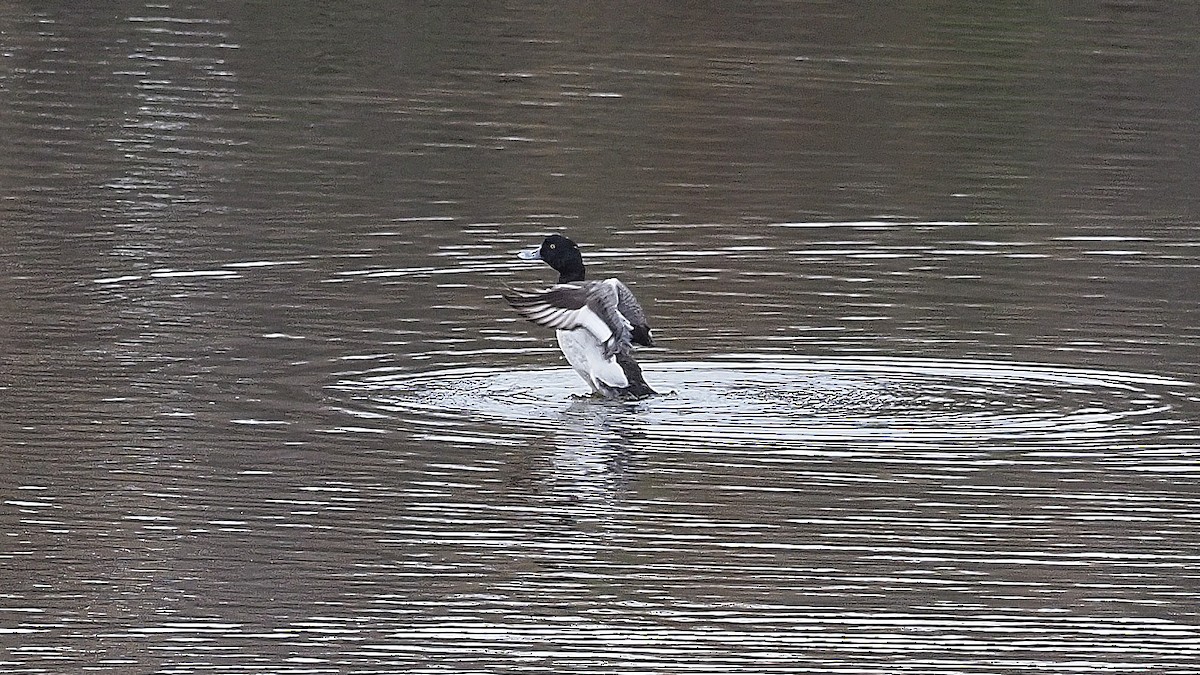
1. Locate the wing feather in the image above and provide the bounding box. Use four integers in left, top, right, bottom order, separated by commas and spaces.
504, 283, 632, 357
607, 278, 654, 347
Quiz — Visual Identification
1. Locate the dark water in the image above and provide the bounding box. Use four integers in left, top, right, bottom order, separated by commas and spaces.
3, 3, 1200, 673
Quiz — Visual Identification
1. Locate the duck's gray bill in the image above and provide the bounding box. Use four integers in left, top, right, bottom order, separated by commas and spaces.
517, 248, 542, 260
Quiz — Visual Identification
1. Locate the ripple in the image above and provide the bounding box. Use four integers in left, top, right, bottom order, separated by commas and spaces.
338, 355, 1192, 452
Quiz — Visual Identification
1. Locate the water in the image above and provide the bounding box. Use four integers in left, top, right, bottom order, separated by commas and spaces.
3, 3, 1200, 673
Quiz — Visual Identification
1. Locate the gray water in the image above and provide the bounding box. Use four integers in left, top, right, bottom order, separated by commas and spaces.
3, 3, 1200, 674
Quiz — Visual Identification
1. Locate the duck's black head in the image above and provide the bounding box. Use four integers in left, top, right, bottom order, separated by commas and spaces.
517, 233, 585, 283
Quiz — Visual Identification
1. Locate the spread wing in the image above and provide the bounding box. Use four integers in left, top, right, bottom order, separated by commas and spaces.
608, 278, 654, 347
503, 283, 632, 357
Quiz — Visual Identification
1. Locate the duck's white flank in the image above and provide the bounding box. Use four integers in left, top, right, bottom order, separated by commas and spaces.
556, 328, 629, 393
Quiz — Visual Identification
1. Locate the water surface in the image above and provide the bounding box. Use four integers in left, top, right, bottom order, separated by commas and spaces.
2, 3, 1200, 673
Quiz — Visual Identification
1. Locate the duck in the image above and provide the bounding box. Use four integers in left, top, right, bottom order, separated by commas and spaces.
503, 234, 657, 399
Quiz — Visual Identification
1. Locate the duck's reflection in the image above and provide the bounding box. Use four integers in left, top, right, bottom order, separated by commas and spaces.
533, 398, 652, 528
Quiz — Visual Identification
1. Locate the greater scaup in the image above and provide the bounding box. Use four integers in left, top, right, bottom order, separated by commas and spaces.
504, 234, 656, 399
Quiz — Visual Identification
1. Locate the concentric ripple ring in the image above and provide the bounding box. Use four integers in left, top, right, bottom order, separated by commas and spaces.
336, 355, 1193, 453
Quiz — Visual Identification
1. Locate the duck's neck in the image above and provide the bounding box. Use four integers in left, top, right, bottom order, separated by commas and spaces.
557, 261, 585, 283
